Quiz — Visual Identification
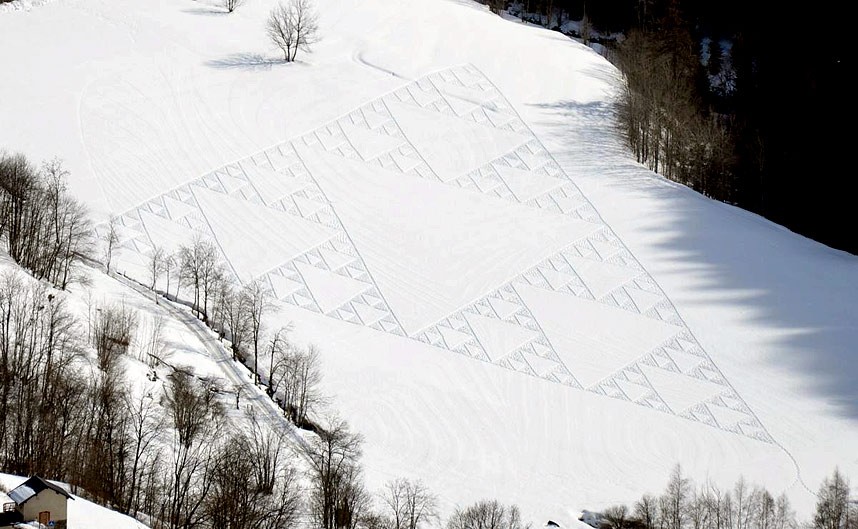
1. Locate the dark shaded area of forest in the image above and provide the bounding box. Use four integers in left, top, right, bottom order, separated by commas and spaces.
514, 0, 854, 254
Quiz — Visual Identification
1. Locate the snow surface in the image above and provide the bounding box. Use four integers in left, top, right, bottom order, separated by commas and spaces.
0, 474, 149, 529
2, 0, 857, 526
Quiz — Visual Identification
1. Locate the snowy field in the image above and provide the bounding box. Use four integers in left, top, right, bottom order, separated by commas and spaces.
2, 0, 857, 526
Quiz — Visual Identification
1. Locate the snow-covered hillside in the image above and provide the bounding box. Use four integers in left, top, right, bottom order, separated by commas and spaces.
1, 0, 856, 526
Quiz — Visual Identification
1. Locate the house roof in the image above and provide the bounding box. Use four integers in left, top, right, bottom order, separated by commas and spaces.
7, 476, 73, 505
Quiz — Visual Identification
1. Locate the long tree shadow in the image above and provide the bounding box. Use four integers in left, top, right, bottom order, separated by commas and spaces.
205, 53, 283, 71
528, 96, 858, 421
182, 7, 229, 16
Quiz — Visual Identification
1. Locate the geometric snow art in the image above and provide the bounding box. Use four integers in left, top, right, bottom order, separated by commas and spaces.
105, 64, 772, 443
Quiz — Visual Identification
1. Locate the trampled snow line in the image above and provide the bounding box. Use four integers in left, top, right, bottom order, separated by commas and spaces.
112, 272, 313, 464
352, 50, 408, 79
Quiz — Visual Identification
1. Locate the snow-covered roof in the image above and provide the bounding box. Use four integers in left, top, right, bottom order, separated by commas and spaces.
7, 484, 35, 504
7, 476, 72, 505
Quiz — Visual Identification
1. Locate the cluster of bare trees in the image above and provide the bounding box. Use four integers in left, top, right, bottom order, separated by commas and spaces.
611, 466, 795, 529
267, 0, 320, 62
269, 339, 323, 427
0, 272, 86, 480
148, 237, 325, 430
205, 418, 302, 529
813, 470, 857, 529
613, 24, 736, 202
0, 271, 154, 518
447, 500, 529, 529
0, 152, 91, 289
602, 466, 858, 529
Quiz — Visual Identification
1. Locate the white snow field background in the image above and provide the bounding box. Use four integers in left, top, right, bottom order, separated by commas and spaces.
2, 0, 857, 526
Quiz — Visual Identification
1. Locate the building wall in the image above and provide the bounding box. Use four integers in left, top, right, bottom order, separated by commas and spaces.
19, 489, 68, 524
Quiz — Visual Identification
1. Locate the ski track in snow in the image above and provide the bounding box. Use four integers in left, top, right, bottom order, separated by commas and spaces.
104, 64, 781, 450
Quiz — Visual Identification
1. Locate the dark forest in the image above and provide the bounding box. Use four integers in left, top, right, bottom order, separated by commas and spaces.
506, 0, 853, 254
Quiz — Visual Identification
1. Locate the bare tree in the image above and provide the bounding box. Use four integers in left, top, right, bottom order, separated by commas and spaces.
204, 422, 301, 529
245, 409, 286, 494
266, 325, 292, 398
92, 302, 139, 372
149, 245, 166, 290
635, 494, 659, 529
267, 0, 320, 62
243, 281, 272, 385
381, 478, 438, 529
278, 343, 323, 426
102, 215, 120, 274
814, 469, 853, 529
604, 505, 632, 529
162, 250, 178, 299
124, 389, 163, 516
178, 236, 222, 322
136, 312, 166, 367
222, 282, 250, 361
661, 465, 692, 529
580, 11, 593, 45
447, 500, 531, 529
160, 371, 224, 529
773, 494, 796, 529
308, 417, 367, 529
222, 0, 244, 13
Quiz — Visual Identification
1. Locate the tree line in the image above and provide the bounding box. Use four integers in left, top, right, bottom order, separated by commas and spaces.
480, 0, 854, 253
0, 153, 91, 289
601, 466, 857, 529
611, 10, 737, 203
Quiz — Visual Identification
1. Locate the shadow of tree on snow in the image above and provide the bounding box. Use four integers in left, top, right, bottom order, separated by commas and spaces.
205, 53, 285, 71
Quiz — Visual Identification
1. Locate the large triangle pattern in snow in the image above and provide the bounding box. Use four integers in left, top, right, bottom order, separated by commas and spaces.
413, 283, 580, 385
104, 64, 771, 443
416, 314, 489, 361
463, 311, 538, 362
240, 159, 309, 206
303, 104, 433, 180
452, 165, 508, 197
339, 121, 407, 161
515, 283, 683, 389
163, 195, 197, 220
294, 261, 372, 315
268, 272, 306, 301
638, 364, 730, 415
191, 185, 338, 280
563, 255, 642, 300
494, 164, 565, 203
448, 151, 588, 214
384, 99, 531, 183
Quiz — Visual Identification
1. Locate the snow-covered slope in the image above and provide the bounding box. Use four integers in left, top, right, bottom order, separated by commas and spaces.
1, 0, 856, 526
0, 474, 149, 529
